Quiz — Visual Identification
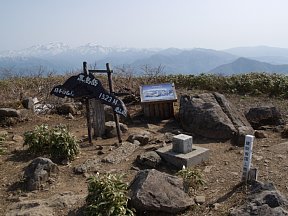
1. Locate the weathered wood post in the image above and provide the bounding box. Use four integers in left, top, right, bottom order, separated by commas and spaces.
106, 63, 122, 143
83, 61, 92, 143
91, 98, 105, 138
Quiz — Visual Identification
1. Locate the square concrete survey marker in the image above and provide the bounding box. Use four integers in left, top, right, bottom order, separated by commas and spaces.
172, 134, 193, 154
156, 145, 210, 169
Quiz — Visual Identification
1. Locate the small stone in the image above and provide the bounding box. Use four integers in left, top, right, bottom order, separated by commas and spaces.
195, 196, 205, 204
277, 154, 286, 159
254, 155, 263, 161
12, 135, 23, 142
83, 173, 90, 178
231, 172, 239, 176
255, 130, 268, 138
213, 203, 221, 210
251, 205, 258, 211
66, 113, 75, 119
95, 145, 103, 150
60, 159, 69, 165
0, 130, 8, 137
131, 166, 140, 171
204, 166, 213, 173
97, 150, 105, 155
133, 140, 141, 145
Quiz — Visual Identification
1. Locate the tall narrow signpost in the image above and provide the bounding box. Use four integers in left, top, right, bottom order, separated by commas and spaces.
83, 62, 93, 143
242, 135, 255, 182
106, 63, 122, 143
88, 63, 123, 143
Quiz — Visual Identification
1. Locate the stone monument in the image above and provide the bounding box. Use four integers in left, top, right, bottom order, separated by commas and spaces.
156, 134, 210, 169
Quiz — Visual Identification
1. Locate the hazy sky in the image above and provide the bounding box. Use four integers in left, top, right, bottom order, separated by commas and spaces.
1, 0, 288, 51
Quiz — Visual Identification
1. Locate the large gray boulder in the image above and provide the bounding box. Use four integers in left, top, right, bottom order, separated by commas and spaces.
24, 157, 59, 191
129, 169, 194, 214
179, 92, 254, 145
230, 181, 288, 216
245, 106, 285, 129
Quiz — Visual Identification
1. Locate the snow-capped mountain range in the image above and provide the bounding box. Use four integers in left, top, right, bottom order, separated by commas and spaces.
2, 42, 288, 78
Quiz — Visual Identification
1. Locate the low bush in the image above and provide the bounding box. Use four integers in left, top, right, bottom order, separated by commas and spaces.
85, 173, 134, 216
23, 124, 79, 161
177, 166, 206, 193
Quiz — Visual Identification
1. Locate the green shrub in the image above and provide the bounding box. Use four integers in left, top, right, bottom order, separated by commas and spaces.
86, 173, 134, 216
160, 72, 288, 98
177, 167, 205, 193
23, 124, 79, 161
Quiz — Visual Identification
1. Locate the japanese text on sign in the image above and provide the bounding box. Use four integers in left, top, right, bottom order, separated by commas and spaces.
242, 135, 254, 181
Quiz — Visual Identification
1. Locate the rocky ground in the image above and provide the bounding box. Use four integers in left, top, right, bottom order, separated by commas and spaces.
1, 91, 288, 215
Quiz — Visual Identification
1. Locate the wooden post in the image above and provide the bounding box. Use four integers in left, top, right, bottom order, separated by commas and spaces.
106, 63, 122, 143
242, 135, 254, 182
248, 168, 258, 182
91, 98, 105, 138
83, 62, 92, 144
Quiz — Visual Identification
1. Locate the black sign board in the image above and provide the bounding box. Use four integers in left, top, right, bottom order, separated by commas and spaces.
51, 73, 127, 117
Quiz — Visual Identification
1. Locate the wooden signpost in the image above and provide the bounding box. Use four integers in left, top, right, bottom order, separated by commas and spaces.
140, 83, 177, 119
50, 62, 127, 144
86, 62, 122, 144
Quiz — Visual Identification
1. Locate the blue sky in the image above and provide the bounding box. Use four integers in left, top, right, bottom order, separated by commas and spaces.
1, 0, 288, 51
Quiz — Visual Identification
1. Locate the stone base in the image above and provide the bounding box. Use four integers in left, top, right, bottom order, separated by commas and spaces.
156, 145, 210, 169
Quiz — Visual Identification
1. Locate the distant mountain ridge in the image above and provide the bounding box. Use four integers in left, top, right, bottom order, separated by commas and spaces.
209, 57, 288, 74
2, 43, 288, 76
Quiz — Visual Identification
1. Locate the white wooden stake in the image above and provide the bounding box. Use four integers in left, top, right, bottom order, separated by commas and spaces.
242, 135, 255, 182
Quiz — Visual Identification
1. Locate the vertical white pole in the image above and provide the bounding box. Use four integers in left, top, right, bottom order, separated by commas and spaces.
242, 135, 254, 182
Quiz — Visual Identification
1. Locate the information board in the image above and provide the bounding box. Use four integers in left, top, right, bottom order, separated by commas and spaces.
140, 83, 177, 103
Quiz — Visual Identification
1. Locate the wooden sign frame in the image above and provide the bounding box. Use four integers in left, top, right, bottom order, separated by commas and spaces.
140, 83, 177, 119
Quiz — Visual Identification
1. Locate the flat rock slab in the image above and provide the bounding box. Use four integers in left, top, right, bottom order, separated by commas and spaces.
6, 191, 85, 216
156, 145, 210, 169
101, 141, 138, 164
74, 158, 101, 174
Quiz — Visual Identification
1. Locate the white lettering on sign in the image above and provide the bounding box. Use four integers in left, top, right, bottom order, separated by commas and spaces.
77, 74, 98, 87
99, 92, 118, 105
242, 135, 254, 181
114, 107, 127, 117
54, 88, 74, 97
